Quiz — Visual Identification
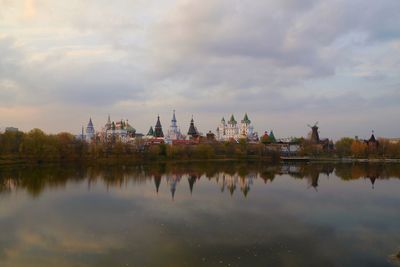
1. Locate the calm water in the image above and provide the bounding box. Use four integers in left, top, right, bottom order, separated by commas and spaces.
0, 162, 399, 267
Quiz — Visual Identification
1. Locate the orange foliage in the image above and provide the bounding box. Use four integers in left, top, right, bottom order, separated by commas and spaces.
351, 141, 368, 158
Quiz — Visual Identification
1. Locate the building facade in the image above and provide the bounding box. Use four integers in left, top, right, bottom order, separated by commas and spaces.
165, 110, 184, 143
99, 115, 136, 143
216, 113, 257, 141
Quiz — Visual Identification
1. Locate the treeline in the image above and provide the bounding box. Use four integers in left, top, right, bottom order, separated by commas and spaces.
0, 129, 87, 163
1, 129, 400, 164
0, 129, 279, 164
335, 137, 400, 158
298, 137, 400, 158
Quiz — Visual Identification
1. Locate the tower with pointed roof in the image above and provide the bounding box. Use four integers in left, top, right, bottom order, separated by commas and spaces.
147, 126, 154, 136
154, 115, 164, 138
85, 118, 95, 142
187, 116, 199, 138
166, 110, 183, 141
365, 130, 379, 149
240, 113, 254, 137
105, 115, 111, 130
268, 130, 276, 143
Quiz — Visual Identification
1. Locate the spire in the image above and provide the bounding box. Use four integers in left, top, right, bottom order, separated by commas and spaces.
147, 126, 154, 136
229, 114, 237, 125
107, 114, 111, 124
187, 115, 198, 136
172, 110, 177, 123
242, 113, 251, 124
88, 117, 93, 127
154, 115, 164, 137
86, 118, 95, 135
170, 110, 178, 131
369, 130, 376, 142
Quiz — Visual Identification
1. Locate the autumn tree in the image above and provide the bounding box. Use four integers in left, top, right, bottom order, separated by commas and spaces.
351, 140, 368, 158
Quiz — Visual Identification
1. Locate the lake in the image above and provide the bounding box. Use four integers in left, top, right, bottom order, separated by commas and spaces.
0, 162, 399, 267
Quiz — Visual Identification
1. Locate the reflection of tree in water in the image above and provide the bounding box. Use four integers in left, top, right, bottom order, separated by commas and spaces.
334, 163, 398, 189
1, 162, 400, 197
0, 166, 83, 197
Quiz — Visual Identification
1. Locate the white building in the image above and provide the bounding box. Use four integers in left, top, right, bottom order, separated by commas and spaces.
76, 118, 95, 142
99, 115, 136, 143
85, 118, 95, 142
216, 113, 257, 141
165, 110, 185, 143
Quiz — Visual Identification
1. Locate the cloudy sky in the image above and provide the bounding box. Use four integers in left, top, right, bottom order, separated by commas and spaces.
0, 0, 399, 139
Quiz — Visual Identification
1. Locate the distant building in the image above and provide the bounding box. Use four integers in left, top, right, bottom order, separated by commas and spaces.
384, 138, 400, 144
98, 115, 136, 143
206, 131, 216, 142
143, 115, 165, 145
85, 118, 95, 142
307, 122, 333, 150
261, 130, 276, 144
216, 113, 257, 141
165, 110, 184, 143
154, 115, 164, 138
5, 127, 18, 133
364, 131, 379, 149
187, 116, 199, 139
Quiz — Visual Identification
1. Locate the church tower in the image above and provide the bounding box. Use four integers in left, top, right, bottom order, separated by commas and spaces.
85, 118, 95, 142
167, 110, 182, 140
154, 115, 164, 138
187, 116, 199, 138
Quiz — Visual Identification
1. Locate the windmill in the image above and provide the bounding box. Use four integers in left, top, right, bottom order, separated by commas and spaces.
307, 121, 320, 143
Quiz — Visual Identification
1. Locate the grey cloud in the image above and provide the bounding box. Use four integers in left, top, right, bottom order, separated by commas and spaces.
0, 0, 399, 137
150, 0, 400, 84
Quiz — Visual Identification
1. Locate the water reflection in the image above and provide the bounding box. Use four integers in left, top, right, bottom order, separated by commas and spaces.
0, 162, 400, 267
0, 163, 399, 198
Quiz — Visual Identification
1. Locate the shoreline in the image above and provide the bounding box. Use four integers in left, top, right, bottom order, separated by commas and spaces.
1, 156, 400, 168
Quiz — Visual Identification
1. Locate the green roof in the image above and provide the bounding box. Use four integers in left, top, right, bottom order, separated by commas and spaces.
269, 130, 276, 143
147, 126, 154, 136
228, 114, 237, 124
241, 113, 251, 124
126, 123, 136, 132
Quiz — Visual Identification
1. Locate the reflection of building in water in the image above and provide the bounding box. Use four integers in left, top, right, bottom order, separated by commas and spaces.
154, 175, 162, 194
166, 175, 182, 199
368, 176, 377, 189
215, 173, 227, 192
239, 173, 256, 197
225, 174, 238, 195
214, 173, 256, 196
307, 172, 320, 190
280, 165, 301, 175
188, 175, 197, 194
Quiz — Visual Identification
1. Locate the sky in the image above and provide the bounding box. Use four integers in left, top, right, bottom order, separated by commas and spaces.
0, 0, 399, 140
